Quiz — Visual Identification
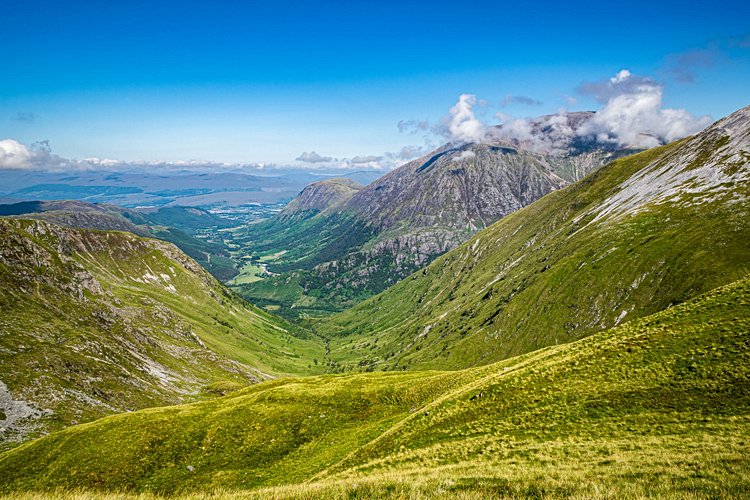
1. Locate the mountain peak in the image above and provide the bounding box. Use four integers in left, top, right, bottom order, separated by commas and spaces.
279, 177, 364, 220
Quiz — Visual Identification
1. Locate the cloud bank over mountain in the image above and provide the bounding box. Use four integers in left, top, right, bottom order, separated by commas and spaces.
397, 69, 712, 154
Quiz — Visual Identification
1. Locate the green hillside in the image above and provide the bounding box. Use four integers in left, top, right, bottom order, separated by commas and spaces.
1, 274, 748, 497
0, 202, 243, 282
318, 105, 750, 372
0, 219, 324, 449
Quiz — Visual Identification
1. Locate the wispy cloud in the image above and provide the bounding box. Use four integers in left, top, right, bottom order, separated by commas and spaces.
500, 95, 542, 107
660, 33, 750, 84
664, 48, 718, 83
397, 119, 429, 134
731, 33, 750, 48
0, 138, 280, 173
295, 151, 333, 163
577, 69, 656, 103
11, 112, 37, 123
350, 155, 383, 164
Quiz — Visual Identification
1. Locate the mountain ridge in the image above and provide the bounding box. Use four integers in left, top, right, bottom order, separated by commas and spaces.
1, 273, 748, 496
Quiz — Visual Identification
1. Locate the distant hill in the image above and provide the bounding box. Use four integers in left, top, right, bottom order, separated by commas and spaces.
0, 201, 241, 281
0, 169, 384, 208
317, 104, 750, 371
233, 112, 637, 318
0, 200, 149, 235
0, 219, 324, 449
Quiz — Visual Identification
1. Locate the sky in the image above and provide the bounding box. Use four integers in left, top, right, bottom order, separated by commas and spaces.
1, 0, 749, 169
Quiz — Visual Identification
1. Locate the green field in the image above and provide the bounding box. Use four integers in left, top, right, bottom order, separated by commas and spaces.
228, 263, 266, 285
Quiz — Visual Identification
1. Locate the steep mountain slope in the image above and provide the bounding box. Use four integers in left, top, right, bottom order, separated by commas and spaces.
2, 275, 748, 497
0, 219, 324, 449
234, 113, 633, 318
318, 105, 750, 372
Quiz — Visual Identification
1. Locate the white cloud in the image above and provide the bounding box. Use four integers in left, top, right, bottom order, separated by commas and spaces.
576, 70, 712, 148
454, 150, 476, 161
444, 94, 486, 143
350, 155, 383, 164
0, 139, 33, 169
296, 151, 333, 163
490, 112, 579, 155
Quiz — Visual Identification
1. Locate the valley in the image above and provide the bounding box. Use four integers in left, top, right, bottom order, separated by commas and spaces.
1, 99, 748, 498
4, 1, 750, 496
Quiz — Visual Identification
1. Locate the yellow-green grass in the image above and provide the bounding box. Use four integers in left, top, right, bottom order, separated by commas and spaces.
2, 275, 748, 497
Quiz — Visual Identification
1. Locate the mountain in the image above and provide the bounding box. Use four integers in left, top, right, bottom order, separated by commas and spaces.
0, 169, 385, 209
0, 218, 324, 449
277, 178, 364, 221
233, 113, 635, 319
317, 105, 750, 371
0, 200, 149, 235
2, 275, 747, 496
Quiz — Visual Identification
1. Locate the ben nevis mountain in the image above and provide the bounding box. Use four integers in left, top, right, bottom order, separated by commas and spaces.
1, 105, 748, 498
233, 111, 638, 317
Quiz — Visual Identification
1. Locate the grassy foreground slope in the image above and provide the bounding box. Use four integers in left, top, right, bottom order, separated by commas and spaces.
1, 275, 749, 497
0, 219, 324, 448
319, 104, 750, 372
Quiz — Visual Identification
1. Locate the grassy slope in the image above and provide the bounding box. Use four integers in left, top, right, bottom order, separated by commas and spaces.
1, 275, 748, 497
0, 219, 325, 447
318, 135, 750, 372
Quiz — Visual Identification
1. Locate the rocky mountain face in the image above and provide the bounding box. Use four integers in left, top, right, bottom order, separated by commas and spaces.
278, 178, 364, 221
318, 105, 750, 372
0, 219, 324, 449
234, 113, 636, 318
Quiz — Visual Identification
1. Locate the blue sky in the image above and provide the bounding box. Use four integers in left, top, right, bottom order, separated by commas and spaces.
1, 0, 749, 166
